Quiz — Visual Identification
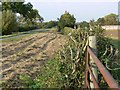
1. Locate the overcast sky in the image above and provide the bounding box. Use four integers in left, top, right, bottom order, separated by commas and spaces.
26, 0, 119, 22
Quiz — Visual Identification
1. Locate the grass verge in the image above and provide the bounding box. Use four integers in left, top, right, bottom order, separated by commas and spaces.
1, 34, 32, 43
109, 38, 120, 51
19, 53, 63, 88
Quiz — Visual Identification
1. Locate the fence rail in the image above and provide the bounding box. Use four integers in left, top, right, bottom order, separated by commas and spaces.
84, 46, 120, 89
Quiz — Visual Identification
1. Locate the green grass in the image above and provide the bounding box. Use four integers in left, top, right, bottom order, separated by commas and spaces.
107, 38, 120, 84
1, 29, 50, 43
0, 29, 50, 39
109, 38, 120, 51
19, 54, 63, 88
0, 33, 20, 39
1, 34, 32, 43
0, 30, 34, 39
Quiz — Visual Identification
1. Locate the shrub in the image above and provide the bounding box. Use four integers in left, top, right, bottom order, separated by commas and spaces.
2, 10, 18, 35
62, 27, 73, 35
18, 25, 37, 32
45, 21, 57, 28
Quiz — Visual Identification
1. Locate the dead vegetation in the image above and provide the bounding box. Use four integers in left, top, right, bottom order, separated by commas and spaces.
1, 32, 66, 87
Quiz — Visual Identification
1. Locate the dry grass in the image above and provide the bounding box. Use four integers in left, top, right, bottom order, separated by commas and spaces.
1, 32, 66, 87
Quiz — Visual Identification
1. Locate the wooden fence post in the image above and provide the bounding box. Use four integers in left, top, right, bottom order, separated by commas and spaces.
89, 36, 98, 88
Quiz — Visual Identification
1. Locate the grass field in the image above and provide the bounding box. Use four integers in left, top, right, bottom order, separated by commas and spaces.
103, 29, 120, 50
109, 38, 120, 51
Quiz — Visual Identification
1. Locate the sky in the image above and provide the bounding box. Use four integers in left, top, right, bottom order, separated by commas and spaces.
26, 0, 119, 22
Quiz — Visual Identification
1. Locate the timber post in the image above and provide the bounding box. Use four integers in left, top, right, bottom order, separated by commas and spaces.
89, 36, 98, 88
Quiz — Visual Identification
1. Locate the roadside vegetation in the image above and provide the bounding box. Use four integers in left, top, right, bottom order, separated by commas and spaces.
18, 23, 120, 88
1, 1, 120, 89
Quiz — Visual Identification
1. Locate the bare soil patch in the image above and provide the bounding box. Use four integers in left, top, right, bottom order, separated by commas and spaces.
1, 32, 66, 87
103, 30, 120, 39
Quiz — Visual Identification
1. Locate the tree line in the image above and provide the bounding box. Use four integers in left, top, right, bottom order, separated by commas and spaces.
1, 1, 43, 35
1, 1, 119, 35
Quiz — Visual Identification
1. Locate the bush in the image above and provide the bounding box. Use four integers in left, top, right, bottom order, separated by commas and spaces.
40, 21, 57, 29
18, 25, 37, 32
2, 10, 18, 35
62, 27, 73, 35
45, 21, 57, 28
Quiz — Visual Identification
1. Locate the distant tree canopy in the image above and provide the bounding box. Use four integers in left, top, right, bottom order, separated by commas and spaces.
77, 21, 89, 29
97, 13, 118, 25
43, 21, 58, 28
58, 11, 76, 32
2, 2, 44, 23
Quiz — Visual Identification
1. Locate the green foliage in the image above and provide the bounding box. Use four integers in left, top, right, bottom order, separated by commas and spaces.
19, 55, 63, 88
0, 11, 2, 35
97, 18, 105, 26
57, 30, 88, 88
58, 11, 76, 32
2, 2, 44, 23
104, 13, 118, 25
97, 13, 118, 25
62, 27, 73, 35
77, 21, 90, 29
19, 74, 35, 87
89, 20, 105, 35
17, 15, 38, 32
2, 10, 18, 35
1, 2, 44, 34
18, 22, 120, 88
42, 21, 58, 29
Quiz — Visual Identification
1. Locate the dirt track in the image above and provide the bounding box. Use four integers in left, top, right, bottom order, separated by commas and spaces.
1, 32, 66, 87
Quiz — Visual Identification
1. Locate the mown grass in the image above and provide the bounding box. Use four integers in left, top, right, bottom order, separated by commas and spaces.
0, 29, 49, 39
1, 34, 32, 43
1, 29, 50, 43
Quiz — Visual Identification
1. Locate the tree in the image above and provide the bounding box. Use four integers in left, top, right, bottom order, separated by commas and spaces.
103, 13, 118, 25
97, 18, 105, 26
2, 10, 18, 35
78, 21, 89, 29
43, 21, 57, 28
2, 2, 44, 23
58, 11, 76, 32
96, 13, 119, 26
2, 1, 44, 33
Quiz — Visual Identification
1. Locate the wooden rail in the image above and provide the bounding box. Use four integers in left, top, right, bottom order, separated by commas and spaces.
84, 46, 120, 89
